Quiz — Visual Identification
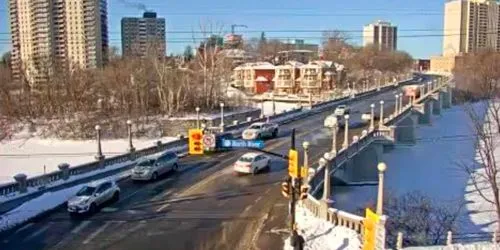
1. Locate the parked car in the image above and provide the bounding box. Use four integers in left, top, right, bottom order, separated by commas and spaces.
67, 180, 120, 215
242, 122, 279, 140
334, 105, 350, 116
233, 152, 271, 175
131, 151, 179, 181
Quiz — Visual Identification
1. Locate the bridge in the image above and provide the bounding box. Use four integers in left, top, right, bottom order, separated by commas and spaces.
302, 75, 453, 244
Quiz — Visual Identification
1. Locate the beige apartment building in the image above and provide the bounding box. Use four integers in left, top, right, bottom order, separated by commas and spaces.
363, 20, 398, 51
9, 0, 108, 82
431, 0, 500, 72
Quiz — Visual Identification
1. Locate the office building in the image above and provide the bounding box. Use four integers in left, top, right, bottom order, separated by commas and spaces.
8, 0, 108, 82
363, 20, 398, 51
121, 12, 166, 57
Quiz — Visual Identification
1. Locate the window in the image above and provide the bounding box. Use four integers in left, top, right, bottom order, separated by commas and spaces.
96, 182, 111, 193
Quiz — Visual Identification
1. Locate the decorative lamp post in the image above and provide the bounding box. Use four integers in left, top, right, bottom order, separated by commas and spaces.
376, 162, 387, 215
126, 120, 135, 153
195, 107, 201, 129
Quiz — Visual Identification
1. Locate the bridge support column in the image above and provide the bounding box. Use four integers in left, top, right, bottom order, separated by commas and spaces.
392, 113, 417, 144
336, 142, 384, 184
433, 93, 442, 115
442, 86, 452, 109
418, 101, 433, 124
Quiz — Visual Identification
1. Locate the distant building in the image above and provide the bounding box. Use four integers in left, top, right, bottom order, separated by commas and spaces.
224, 34, 244, 49
363, 20, 397, 51
233, 62, 275, 94
414, 59, 431, 71
277, 39, 319, 63
298, 61, 336, 94
8, 0, 108, 82
121, 12, 166, 57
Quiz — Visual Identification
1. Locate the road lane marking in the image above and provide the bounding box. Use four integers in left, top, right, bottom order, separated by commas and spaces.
82, 221, 112, 244
265, 188, 271, 194
152, 190, 174, 201
15, 222, 34, 234
243, 204, 253, 213
71, 220, 91, 234
127, 220, 147, 233
24, 223, 52, 241
255, 196, 262, 203
156, 203, 170, 212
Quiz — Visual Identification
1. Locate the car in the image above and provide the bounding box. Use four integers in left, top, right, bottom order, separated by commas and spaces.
242, 122, 279, 140
233, 152, 271, 175
361, 112, 380, 123
131, 151, 179, 181
67, 180, 120, 215
334, 105, 350, 116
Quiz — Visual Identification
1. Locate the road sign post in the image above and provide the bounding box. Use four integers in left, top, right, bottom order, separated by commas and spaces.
289, 128, 298, 245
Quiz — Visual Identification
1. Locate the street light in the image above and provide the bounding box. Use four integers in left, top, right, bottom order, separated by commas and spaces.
369, 104, 375, 131
322, 152, 333, 201
126, 120, 135, 153
95, 125, 104, 160
342, 114, 350, 149
379, 100, 385, 128
220, 102, 225, 132
399, 93, 403, 113
330, 117, 338, 155
195, 107, 201, 129
303, 141, 310, 172
376, 162, 387, 215
395, 94, 399, 116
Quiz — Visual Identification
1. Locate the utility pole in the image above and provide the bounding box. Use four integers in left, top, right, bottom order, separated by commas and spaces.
289, 128, 296, 235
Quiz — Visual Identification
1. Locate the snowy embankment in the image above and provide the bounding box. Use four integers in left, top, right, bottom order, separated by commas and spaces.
283, 204, 361, 250
0, 170, 130, 233
0, 135, 176, 184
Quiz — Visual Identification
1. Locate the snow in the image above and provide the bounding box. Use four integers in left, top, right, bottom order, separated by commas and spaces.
0, 170, 130, 233
0, 136, 177, 184
283, 204, 361, 250
259, 101, 301, 116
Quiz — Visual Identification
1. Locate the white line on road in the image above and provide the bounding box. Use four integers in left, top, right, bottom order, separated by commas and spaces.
243, 204, 253, 213
255, 196, 262, 203
127, 220, 147, 233
265, 188, 271, 194
156, 203, 170, 212
82, 221, 112, 244
24, 223, 53, 241
71, 220, 91, 234
15, 222, 34, 234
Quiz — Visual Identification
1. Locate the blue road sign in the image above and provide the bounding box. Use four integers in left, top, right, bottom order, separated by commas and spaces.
221, 139, 265, 149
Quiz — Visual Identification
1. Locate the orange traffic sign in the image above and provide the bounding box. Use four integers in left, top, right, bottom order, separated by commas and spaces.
363, 208, 380, 250
288, 149, 299, 178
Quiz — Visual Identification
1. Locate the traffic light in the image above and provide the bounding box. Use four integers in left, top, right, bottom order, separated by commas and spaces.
188, 129, 204, 155
299, 185, 309, 200
281, 179, 291, 198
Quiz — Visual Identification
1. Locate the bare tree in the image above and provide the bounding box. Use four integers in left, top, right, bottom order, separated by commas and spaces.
454, 50, 500, 233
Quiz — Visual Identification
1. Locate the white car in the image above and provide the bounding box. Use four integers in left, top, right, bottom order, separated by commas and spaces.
131, 151, 179, 181
233, 152, 271, 175
242, 122, 279, 140
334, 105, 350, 116
67, 180, 120, 215
361, 112, 371, 121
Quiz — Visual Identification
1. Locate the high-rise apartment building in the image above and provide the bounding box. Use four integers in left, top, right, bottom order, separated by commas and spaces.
363, 20, 398, 51
121, 12, 166, 57
442, 0, 500, 56
8, 0, 108, 82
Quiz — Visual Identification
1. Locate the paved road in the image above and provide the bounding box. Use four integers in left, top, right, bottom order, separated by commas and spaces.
0, 77, 427, 250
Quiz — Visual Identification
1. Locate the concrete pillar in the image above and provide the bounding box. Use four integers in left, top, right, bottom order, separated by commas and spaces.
396, 232, 403, 250
14, 173, 27, 193
442, 86, 452, 109
418, 101, 433, 124
58, 163, 70, 180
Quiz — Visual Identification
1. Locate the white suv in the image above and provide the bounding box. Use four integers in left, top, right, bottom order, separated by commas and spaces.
67, 180, 120, 215
242, 122, 279, 140
334, 105, 350, 116
131, 151, 179, 181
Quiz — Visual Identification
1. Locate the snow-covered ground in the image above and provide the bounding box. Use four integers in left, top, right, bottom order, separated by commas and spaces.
258, 101, 302, 116
0, 136, 176, 184
283, 204, 361, 250
0, 170, 130, 232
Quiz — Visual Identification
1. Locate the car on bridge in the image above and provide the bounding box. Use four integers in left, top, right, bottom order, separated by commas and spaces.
131, 151, 179, 182
233, 152, 271, 175
361, 112, 380, 123
334, 105, 350, 116
67, 180, 120, 215
242, 122, 279, 140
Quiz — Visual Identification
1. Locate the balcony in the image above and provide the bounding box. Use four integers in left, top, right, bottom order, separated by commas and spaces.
275, 80, 294, 88
233, 79, 244, 87
301, 79, 321, 88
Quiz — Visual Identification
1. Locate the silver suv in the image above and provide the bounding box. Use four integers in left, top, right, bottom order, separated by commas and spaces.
131, 151, 179, 181
67, 180, 120, 215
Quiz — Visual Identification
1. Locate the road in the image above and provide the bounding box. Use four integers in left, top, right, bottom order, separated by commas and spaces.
0, 77, 426, 250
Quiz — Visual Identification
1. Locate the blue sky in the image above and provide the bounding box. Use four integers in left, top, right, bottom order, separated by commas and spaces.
0, 0, 445, 58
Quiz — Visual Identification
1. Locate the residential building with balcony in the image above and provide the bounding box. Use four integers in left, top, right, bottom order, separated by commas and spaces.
298, 61, 336, 94
8, 0, 108, 82
233, 62, 275, 94
273, 61, 304, 94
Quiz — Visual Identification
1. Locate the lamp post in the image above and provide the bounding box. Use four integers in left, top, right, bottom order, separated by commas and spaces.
342, 114, 350, 149
331, 117, 338, 155
195, 107, 200, 129
379, 100, 385, 128
303, 141, 310, 170
376, 162, 387, 215
220, 102, 225, 132
322, 152, 334, 201
369, 103, 375, 131
126, 120, 135, 153
399, 93, 403, 113
395, 94, 399, 116
271, 93, 276, 116
95, 125, 104, 160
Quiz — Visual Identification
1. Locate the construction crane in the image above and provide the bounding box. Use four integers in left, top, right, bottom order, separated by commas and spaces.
231, 24, 248, 34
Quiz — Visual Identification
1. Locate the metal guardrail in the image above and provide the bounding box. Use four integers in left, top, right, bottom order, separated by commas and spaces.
0, 77, 417, 214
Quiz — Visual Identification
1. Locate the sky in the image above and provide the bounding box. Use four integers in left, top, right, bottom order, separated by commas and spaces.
0, 0, 446, 59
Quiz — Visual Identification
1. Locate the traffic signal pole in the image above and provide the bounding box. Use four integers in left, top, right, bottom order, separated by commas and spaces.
290, 128, 297, 238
